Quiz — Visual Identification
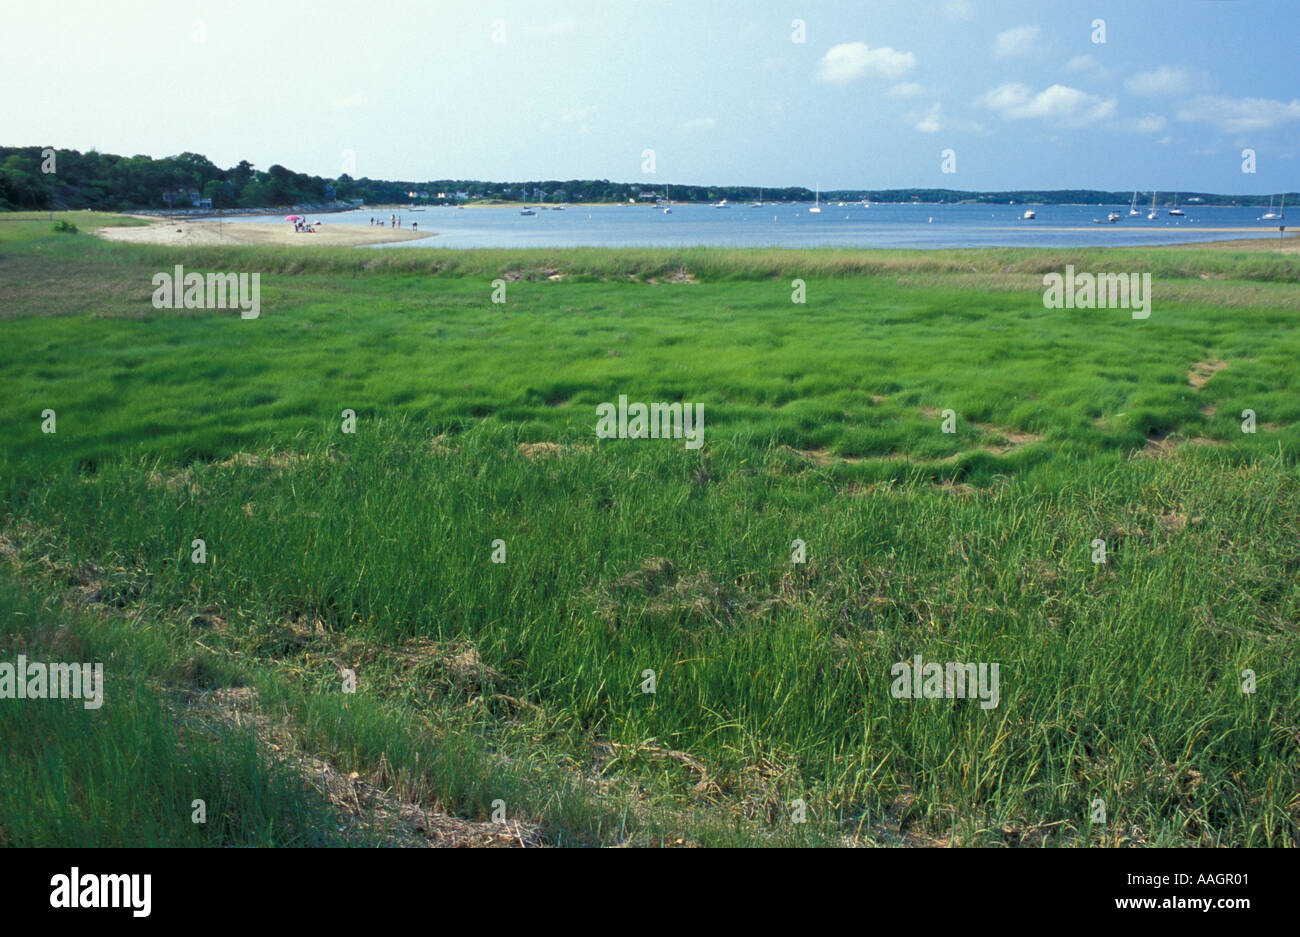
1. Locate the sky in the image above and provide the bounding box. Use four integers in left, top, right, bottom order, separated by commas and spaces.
3, 0, 1297, 192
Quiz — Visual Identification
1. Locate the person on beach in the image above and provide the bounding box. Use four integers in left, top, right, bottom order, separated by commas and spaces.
412, 221, 417, 230
391, 214, 396, 228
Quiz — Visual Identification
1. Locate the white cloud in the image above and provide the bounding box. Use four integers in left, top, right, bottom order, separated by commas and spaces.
331, 93, 365, 111
816, 42, 916, 84
945, 0, 974, 21
906, 102, 986, 135
1126, 66, 1192, 97
1064, 54, 1113, 80
977, 82, 1116, 126
888, 82, 926, 99
913, 103, 943, 133
681, 117, 716, 132
1177, 95, 1300, 133
1134, 115, 1167, 133
994, 26, 1041, 59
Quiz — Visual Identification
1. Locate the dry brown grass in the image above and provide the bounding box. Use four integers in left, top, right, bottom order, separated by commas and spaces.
183, 685, 542, 847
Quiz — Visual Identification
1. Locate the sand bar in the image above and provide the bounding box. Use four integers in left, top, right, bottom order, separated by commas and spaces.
96, 218, 435, 247
1021, 226, 1294, 234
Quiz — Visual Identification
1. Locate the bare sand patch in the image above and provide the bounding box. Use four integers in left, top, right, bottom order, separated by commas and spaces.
786, 421, 1040, 467
1136, 431, 1225, 458
518, 441, 591, 459
95, 218, 435, 247
975, 423, 1041, 454
1188, 360, 1229, 390
789, 446, 872, 466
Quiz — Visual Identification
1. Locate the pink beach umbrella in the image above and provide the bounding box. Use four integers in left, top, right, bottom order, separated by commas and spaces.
284, 215, 301, 222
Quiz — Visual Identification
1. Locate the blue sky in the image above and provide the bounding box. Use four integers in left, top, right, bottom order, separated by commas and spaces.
4, 0, 1297, 191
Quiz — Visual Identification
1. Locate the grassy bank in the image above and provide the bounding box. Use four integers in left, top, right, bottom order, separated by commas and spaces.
1, 213, 1297, 846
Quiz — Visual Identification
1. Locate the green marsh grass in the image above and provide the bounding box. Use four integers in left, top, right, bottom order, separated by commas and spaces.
0, 213, 1296, 846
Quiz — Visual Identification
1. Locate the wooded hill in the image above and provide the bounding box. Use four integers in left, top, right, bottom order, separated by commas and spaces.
1, 145, 1290, 211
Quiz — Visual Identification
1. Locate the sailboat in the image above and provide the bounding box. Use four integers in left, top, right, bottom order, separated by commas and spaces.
1262, 195, 1284, 221
750, 188, 763, 207
808, 185, 822, 213
1129, 190, 1140, 216
1169, 190, 1185, 217
1148, 192, 1158, 220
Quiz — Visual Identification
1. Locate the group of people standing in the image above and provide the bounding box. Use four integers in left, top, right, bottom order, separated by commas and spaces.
369, 215, 417, 231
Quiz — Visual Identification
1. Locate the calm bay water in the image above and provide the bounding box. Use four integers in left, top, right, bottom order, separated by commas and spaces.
244, 202, 1289, 249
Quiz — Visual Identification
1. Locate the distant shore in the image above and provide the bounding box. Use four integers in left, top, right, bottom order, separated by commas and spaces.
95, 217, 435, 247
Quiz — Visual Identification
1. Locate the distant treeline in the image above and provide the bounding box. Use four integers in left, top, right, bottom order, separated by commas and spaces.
0, 145, 1292, 211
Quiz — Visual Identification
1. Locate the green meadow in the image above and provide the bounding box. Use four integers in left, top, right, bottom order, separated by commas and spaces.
1, 213, 1297, 846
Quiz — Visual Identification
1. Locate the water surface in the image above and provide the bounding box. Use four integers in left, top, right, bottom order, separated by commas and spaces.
238, 202, 1290, 249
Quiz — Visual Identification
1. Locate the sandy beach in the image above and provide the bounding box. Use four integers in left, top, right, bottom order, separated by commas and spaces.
96, 218, 435, 247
